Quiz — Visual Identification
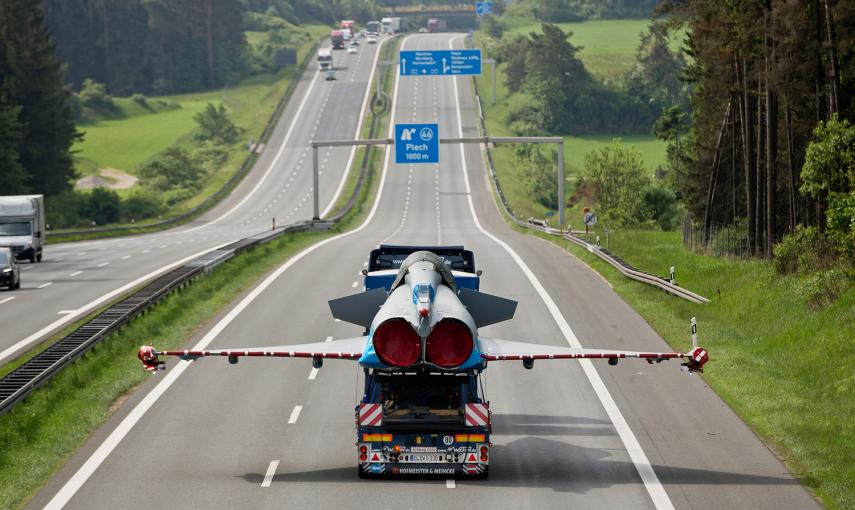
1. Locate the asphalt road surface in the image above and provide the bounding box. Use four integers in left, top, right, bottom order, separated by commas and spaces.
31, 34, 819, 510
0, 37, 386, 364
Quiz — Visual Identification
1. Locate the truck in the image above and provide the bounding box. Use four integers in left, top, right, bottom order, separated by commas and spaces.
366, 20, 380, 35
356, 245, 490, 478
340, 20, 355, 30
381, 17, 392, 34
427, 18, 440, 33
0, 195, 45, 263
330, 30, 345, 49
317, 48, 333, 70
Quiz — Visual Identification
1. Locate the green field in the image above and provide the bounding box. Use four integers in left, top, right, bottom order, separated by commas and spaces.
500, 17, 684, 82
73, 24, 330, 203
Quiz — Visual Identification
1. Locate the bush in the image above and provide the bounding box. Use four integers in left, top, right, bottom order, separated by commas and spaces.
642, 184, 680, 230
82, 187, 121, 225
194, 103, 239, 144
120, 192, 164, 222
772, 226, 837, 275
78, 79, 118, 114
45, 191, 86, 229
193, 143, 230, 173
514, 144, 558, 209
131, 94, 150, 110
794, 268, 852, 310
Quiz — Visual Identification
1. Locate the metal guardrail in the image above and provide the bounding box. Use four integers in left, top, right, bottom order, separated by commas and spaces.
0, 37, 400, 415
47, 41, 322, 240
469, 75, 710, 304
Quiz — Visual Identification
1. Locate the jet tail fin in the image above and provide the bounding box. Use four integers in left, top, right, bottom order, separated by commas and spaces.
458, 288, 517, 328
328, 287, 388, 328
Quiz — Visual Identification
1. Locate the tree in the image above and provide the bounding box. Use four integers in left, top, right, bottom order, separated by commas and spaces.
0, 0, 81, 195
194, 103, 239, 144
580, 140, 651, 227
514, 143, 557, 209
83, 187, 121, 225
0, 93, 27, 194
627, 21, 686, 107
139, 147, 206, 192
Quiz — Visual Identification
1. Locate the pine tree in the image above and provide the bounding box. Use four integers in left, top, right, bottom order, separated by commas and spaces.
0, 93, 28, 194
0, 0, 80, 195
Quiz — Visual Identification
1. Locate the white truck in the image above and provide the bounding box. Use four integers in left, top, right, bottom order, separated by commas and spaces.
317, 48, 333, 71
0, 195, 45, 263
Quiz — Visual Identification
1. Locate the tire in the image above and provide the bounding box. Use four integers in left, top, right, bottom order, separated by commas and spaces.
15, 278, 21, 289
36, 251, 42, 262
29, 252, 35, 263
357, 466, 369, 479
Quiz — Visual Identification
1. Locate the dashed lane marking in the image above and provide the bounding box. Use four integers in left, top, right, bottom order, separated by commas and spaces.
37, 282, 52, 289
0, 297, 14, 305
288, 405, 303, 424
69, 271, 83, 277
261, 460, 279, 488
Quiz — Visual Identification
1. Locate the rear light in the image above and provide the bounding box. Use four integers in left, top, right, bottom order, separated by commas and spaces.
360, 453, 367, 461
480, 446, 488, 454
359, 445, 367, 454
393, 445, 402, 453
426, 319, 473, 368
480, 454, 488, 462
373, 319, 420, 367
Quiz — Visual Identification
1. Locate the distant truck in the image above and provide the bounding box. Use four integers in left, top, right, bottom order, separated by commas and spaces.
366, 20, 380, 35
0, 195, 45, 263
340, 20, 354, 30
317, 48, 333, 70
427, 18, 440, 33
381, 17, 392, 34
331, 30, 345, 49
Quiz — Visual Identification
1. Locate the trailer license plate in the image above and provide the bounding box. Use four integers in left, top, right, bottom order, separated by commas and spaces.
409, 454, 441, 462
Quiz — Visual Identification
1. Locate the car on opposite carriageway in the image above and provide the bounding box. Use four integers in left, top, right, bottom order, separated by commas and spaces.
0, 247, 21, 290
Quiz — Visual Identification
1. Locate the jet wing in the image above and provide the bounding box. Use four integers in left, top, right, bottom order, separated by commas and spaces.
478, 337, 708, 372
138, 337, 368, 371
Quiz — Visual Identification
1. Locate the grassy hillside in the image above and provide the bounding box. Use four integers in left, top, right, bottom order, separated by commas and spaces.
72, 24, 329, 211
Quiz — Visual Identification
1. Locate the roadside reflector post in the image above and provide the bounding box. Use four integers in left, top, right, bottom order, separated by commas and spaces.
596, 235, 600, 247
691, 317, 698, 348
605, 228, 610, 249
312, 143, 320, 221
670, 266, 676, 285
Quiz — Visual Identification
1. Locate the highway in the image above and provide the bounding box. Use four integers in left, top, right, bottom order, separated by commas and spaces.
0, 37, 385, 363
32, 34, 819, 509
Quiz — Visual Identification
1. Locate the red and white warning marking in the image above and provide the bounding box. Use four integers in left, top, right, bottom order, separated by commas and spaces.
359, 403, 383, 426
464, 403, 489, 427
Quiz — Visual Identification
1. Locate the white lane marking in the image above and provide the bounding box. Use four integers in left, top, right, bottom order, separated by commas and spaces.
261, 460, 279, 488
325, 336, 333, 342
181, 69, 325, 234
0, 297, 14, 305
351, 281, 358, 288
288, 405, 303, 424
121, 255, 131, 260
0, 241, 233, 364
97, 262, 109, 268
42, 43, 407, 510
37, 282, 52, 289
308, 368, 319, 380
69, 271, 83, 277
448, 37, 674, 510
320, 37, 390, 218
22, 266, 33, 271
142, 249, 151, 254
58, 310, 76, 315
446, 479, 456, 488
159, 245, 167, 249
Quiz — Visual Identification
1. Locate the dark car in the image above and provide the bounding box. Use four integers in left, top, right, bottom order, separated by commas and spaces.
0, 247, 21, 290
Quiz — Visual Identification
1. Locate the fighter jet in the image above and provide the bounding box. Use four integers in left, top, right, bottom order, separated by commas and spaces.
138, 246, 708, 477
140, 246, 707, 373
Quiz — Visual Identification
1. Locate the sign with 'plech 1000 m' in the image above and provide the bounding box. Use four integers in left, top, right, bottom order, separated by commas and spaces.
399, 50, 482, 76
395, 123, 439, 164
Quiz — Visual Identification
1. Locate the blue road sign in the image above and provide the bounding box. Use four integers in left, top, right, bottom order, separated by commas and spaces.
400, 50, 482, 76
476, 1, 493, 15
395, 123, 439, 164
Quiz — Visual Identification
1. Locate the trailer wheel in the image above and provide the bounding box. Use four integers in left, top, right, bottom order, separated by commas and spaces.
357, 466, 369, 479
